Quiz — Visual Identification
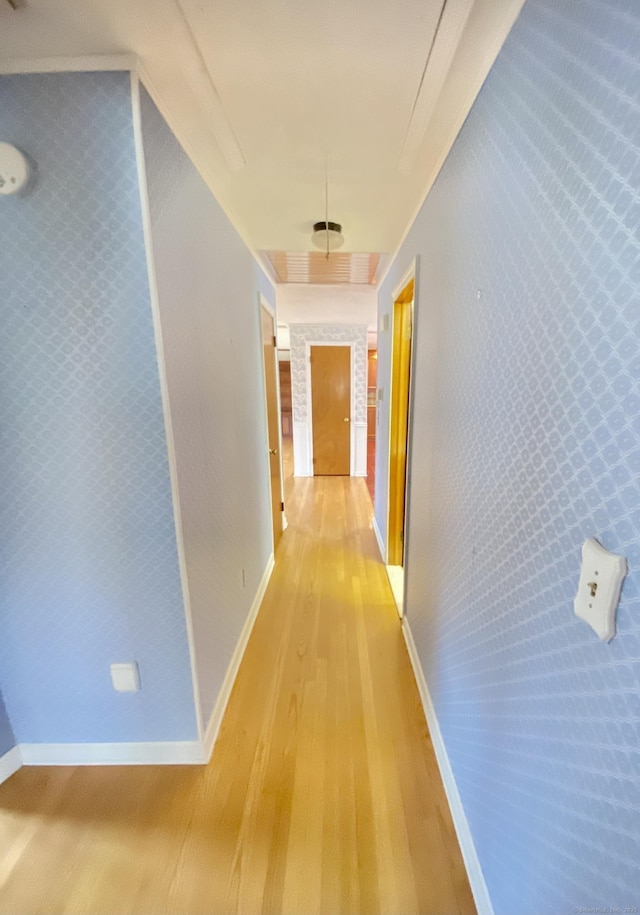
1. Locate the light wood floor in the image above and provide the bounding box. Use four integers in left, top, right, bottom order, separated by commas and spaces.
0, 456, 475, 915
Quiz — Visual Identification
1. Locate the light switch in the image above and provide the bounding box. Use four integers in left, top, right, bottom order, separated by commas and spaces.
574, 539, 627, 642
110, 662, 141, 692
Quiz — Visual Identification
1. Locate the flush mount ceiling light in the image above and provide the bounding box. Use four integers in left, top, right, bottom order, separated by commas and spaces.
312, 161, 344, 258
311, 220, 344, 252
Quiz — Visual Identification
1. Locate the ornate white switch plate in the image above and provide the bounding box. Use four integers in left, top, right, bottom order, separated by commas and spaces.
574, 539, 627, 642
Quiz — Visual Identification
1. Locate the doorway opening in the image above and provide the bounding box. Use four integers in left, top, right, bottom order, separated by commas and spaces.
260, 300, 285, 552
386, 274, 415, 617
310, 344, 351, 476
366, 348, 377, 505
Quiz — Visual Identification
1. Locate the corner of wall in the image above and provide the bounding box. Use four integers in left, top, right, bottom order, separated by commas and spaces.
0, 746, 22, 787
130, 68, 204, 744
202, 552, 275, 762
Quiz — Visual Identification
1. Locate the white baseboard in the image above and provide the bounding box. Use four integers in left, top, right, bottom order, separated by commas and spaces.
10, 555, 277, 771
353, 421, 368, 477
0, 745, 22, 785
372, 515, 386, 563
385, 564, 404, 619
293, 421, 312, 476
19, 740, 205, 766
402, 619, 494, 915
203, 552, 275, 762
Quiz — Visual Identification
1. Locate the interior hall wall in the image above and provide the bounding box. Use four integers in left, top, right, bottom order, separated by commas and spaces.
0, 72, 197, 745
139, 84, 276, 729
376, 1, 640, 911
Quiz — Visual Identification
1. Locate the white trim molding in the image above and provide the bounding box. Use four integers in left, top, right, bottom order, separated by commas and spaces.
402, 619, 495, 915
292, 420, 312, 477
385, 564, 405, 619
0, 746, 22, 785
373, 515, 387, 563
353, 421, 368, 476
203, 552, 275, 762
0, 54, 137, 75
19, 740, 205, 766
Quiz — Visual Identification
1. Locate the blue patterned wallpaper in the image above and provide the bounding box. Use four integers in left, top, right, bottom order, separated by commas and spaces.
139, 84, 275, 727
0, 72, 197, 743
0, 692, 15, 756
377, 0, 640, 912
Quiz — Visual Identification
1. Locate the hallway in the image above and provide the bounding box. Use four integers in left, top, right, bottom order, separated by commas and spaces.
0, 470, 474, 915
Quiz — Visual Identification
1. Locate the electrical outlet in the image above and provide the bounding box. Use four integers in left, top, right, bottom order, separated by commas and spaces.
110, 662, 141, 692
574, 538, 627, 642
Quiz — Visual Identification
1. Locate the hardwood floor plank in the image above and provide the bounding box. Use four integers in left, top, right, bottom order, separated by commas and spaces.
0, 457, 475, 915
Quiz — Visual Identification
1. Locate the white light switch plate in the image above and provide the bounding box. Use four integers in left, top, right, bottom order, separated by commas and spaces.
574, 538, 627, 642
110, 662, 141, 692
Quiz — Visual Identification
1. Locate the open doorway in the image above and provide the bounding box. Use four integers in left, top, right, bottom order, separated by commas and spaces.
386, 273, 415, 617
310, 344, 351, 475
366, 348, 377, 504
259, 299, 285, 552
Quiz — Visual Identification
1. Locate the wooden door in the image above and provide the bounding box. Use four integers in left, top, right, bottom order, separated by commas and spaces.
388, 280, 414, 566
261, 306, 283, 550
310, 345, 350, 475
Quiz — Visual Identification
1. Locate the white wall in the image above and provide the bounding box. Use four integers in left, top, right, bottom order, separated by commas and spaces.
138, 83, 275, 734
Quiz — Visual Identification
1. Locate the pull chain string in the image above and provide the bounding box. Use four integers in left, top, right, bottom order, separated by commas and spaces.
325, 157, 330, 260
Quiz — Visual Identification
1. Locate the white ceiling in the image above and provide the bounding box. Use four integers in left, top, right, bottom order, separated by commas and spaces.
0, 0, 525, 283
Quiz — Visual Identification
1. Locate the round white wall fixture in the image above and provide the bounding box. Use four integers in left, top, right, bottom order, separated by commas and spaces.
0, 142, 31, 196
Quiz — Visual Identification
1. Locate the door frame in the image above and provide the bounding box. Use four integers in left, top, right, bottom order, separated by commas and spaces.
258, 294, 286, 549
305, 340, 356, 476
385, 258, 419, 618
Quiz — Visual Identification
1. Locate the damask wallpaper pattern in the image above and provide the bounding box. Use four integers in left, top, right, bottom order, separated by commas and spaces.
0, 72, 197, 743
289, 324, 368, 425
